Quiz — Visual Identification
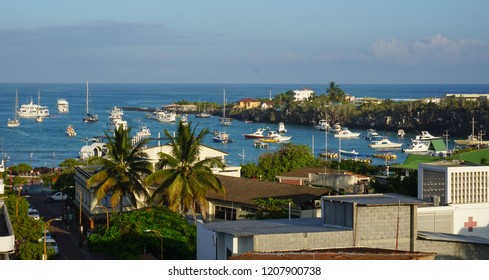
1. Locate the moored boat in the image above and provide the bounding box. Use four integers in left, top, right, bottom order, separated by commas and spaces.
277, 122, 287, 133
66, 125, 76, 137
402, 140, 429, 153
243, 127, 269, 139
263, 130, 292, 142
17, 91, 50, 118
334, 128, 361, 138
57, 98, 69, 113
368, 137, 403, 149
212, 132, 233, 143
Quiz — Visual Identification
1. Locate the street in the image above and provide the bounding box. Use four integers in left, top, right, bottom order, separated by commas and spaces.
26, 184, 89, 260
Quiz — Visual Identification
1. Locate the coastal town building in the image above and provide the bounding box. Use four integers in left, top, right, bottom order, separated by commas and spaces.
162, 103, 197, 112
74, 143, 241, 229
198, 193, 489, 260
0, 201, 15, 257
446, 93, 489, 101
292, 88, 314, 102
237, 98, 260, 110
205, 175, 328, 221
275, 167, 370, 194
417, 161, 489, 239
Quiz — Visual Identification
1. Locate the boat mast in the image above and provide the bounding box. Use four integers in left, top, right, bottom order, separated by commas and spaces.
86, 81, 89, 115
223, 89, 226, 119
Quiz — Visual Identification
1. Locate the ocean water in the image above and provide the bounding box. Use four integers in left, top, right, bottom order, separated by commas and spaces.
0, 83, 488, 169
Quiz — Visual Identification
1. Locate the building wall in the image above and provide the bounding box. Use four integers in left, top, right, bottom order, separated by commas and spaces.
418, 163, 489, 205
355, 205, 414, 251
417, 206, 454, 233
417, 239, 489, 260
253, 231, 353, 252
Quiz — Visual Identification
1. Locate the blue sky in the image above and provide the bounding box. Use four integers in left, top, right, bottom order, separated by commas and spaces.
1, 0, 488, 83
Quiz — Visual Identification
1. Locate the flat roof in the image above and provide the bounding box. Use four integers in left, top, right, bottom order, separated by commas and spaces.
323, 193, 431, 206
418, 231, 489, 245
204, 218, 345, 237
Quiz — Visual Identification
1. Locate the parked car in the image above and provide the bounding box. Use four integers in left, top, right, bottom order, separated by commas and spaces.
38, 230, 53, 242
27, 208, 40, 220
39, 238, 59, 255
45, 191, 68, 203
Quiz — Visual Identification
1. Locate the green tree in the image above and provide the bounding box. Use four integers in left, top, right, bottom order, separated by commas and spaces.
145, 121, 225, 221
87, 126, 153, 212
243, 198, 296, 220
326, 81, 345, 102
87, 206, 196, 260
257, 143, 319, 180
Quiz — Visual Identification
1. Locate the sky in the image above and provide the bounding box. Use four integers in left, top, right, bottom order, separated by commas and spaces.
1, 0, 488, 84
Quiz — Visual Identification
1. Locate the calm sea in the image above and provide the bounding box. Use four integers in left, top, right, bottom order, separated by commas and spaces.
1, 83, 488, 168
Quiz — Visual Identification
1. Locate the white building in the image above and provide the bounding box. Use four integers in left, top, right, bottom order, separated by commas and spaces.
292, 88, 314, 102
417, 161, 489, 239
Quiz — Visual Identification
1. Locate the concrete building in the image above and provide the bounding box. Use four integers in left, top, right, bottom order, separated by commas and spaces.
198, 193, 489, 260
0, 201, 15, 257
237, 98, 260, 110
417, 161, 489, 239
292, 88, 314, 102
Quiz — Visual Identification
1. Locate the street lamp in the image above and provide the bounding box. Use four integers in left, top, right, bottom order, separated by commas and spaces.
15, 195, 29, 219
43, 217, 61, 260
77, 188, 82, 226
97, 205, 109, 231
144, 229, 163, 260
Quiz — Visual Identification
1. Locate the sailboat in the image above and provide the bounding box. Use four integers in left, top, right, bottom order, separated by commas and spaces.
219, 89, 232, 126
7, 90, 20, 127
195, 98, 211, 118
83, 81, 98, 123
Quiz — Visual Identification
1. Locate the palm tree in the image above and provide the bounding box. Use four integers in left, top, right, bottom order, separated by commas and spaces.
87, 126, 152, 212
327, 81, 345, 102
145, 121, 225, 222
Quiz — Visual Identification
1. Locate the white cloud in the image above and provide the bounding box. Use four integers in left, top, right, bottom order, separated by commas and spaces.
369, 34, 484, 64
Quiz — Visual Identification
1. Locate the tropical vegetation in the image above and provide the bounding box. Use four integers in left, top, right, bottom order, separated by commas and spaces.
87, 126, 153, 212
145, 121, 225, 222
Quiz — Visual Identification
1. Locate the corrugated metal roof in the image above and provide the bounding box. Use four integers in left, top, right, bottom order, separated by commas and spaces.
208, 175, 330, 206
418, 231, 489, 245
204, 217, 343, 236
323, 193, 431, 206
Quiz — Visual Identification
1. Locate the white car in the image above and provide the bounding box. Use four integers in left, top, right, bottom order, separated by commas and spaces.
27, 208, 40, 220
38, 230, 53, 242
39, 238, 59, 255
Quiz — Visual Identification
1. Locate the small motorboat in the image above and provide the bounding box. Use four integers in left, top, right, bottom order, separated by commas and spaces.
339, 149, 359, 156
212, 132, 233, 143
66, 125, 76, 137
334, 128, 361, 138
277, 122, 287, 133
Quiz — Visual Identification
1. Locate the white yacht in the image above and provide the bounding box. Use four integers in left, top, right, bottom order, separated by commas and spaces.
57, 98, 69, 113
414, 131, 441, 142
334, 128, 361, 138
146, 109, 177, 123
364, 129, 380, 140
402, 140, 429, 154
369, 137, 403, 149
17, 92, 50, 118
315, 119, 329, 131
261, 130, 292, 142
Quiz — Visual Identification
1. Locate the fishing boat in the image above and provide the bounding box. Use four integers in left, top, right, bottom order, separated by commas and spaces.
66, 125, 76, 137
7, 90, 20, 128
83, 81, 98, 123
212, 132, 233, 143
219, 89, 232, 126
263, 130, 292, 142
364, 129, 380, 140
243, 127, 269, 139
368, 137, 403, 149
57, 98, 69, 113
329, 123, 342, 133
334, 128, 361, 138
413, 131, 441, 142
277, 122, 288, 133
315, 119, 329, 131
17, 90, 50, 118
454, 117, 489, 146
402, 140, 429, 154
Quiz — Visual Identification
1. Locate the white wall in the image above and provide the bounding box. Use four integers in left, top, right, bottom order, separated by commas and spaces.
196, 221, 217, 260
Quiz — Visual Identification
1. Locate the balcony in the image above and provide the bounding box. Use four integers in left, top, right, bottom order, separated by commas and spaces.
0, 202, 15, 254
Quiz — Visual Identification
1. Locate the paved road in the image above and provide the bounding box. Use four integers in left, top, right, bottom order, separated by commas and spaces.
26, 184, 89, 260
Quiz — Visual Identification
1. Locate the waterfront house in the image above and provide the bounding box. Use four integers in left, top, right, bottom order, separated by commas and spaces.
292, 88, 314, 102
237, 98, 260, 110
